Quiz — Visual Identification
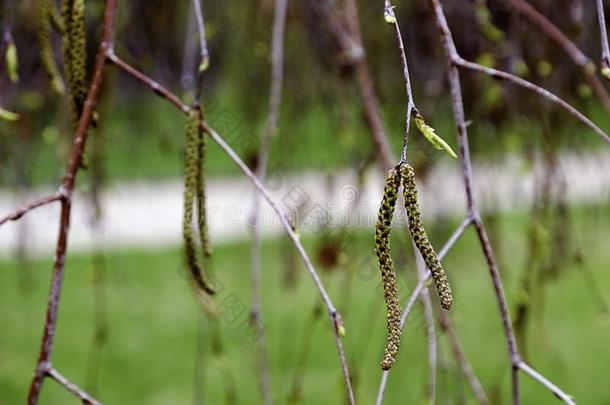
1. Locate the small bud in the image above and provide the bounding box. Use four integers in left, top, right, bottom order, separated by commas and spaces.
384, 6, 397, 25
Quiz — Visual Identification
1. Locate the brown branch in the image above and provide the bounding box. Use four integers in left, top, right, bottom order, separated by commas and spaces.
106, 53, 356, 405
0, 192, 62, 226
384, 1, 416, 163
450, 57, 610, 145
428, 1, 578, 404
47, 367, 102, 405
27, 1, 118, 404
505, 0, 610, 111
596, 0, 610, 74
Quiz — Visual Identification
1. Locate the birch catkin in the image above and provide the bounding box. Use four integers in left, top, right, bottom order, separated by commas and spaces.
183, 112, 214, 295
62, 0, 87, 126
400, 163, 453, 310
194, 111, 211, 257
375, 168, 402, 370
37, 0, 65, 94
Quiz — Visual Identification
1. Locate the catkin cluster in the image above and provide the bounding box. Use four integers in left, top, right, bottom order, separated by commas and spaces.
195, 111, 211, 257
400, 163, 453, 310
62, 0, 87, 127
375, 168, 402, 370
183, 111, 213, 294
37, 0, 65, 95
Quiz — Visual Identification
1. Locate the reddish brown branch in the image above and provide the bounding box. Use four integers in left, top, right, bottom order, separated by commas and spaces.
0, 192, 62, 226
27, 1, 118, 404
505, 0, 610, 110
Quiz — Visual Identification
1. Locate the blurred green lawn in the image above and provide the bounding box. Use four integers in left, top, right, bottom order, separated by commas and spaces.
1, 205, 609, 404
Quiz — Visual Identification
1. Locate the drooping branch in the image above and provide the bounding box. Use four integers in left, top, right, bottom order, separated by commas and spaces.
505, 0, 610, 110
384, 0, 416, 163
106, 53, 356, 405
427, 0, 579, 404
0, 192, 62, 226
27, 0, 119, 404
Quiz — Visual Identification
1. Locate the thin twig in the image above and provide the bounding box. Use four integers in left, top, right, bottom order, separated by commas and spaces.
384, 0, 416, 163
375, 215, 472, 404
47, 367, 102, 405
518, 361, 575, 405
191, 0, 209, 102
27, 1, 118, 404
506, 0, 610, 110
596, 0, 610, 73
106, 54, 356, 405
250, 0, 288, 403
0, 192, 62, 226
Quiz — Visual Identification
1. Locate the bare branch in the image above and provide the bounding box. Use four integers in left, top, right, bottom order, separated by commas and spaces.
47, 367, 102, 405
458, 58, 610, 145
504, 0, 610, 110
0, 192, 62, 227
384, 1, 416, 163
596, 0, 610, 73
106, 52, 355, 404
203, 122, 356, 405
191, 0, 209, 101
27, 1, 119, 403
430, 0, 610, 145
518, 361, 575, 405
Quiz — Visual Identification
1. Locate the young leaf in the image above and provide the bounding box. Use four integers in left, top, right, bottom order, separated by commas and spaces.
0, 107, 19, 122
413, 112, 457, 158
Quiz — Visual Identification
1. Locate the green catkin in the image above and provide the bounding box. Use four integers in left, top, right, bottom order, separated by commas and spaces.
375, 168, 402, 370
400, 163, 453, 310
62, 0, 87, 127
184, 112, 214, 295
37, 0, 65, 95
194, 111, 211, 257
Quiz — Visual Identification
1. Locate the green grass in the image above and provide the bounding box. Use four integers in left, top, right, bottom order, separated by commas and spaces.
1, 206, 609, 404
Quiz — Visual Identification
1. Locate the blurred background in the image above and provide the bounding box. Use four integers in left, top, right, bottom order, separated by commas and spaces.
0, 0, 609, 403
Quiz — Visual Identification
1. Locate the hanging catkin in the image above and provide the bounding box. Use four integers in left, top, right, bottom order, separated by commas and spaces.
183, 111, 214, 295
400, 163, 453, 310
194, 110, 211, 257
62, 0, 87, 127
375, 167, 402, 370
37, 0, 65, 94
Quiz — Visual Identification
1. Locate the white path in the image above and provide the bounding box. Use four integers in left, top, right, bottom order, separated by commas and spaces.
0, 153, 608, 257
